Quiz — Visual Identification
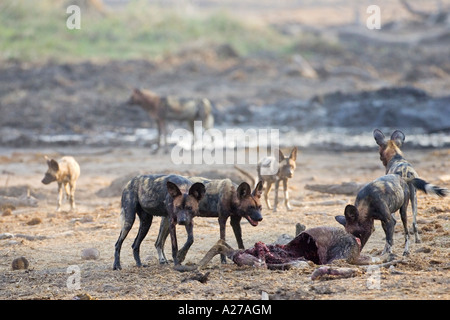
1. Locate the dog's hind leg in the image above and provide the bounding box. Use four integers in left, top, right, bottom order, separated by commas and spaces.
399, 196, 410, 255
381, 209, 396, 255
409, 185, 420, 243
264, 181, 273, 210
155, 216, 170, 264
230, 215, 244, 251
113, 208, 136, 270
131, 208, 153, 267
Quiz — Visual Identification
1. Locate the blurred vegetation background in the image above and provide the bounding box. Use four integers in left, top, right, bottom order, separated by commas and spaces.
0, 0, 298, 62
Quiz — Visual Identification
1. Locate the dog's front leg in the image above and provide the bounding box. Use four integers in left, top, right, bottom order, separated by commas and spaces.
283, 179, 292, 211
399, 202, 410, 256
169, 219, 180, 265
56, 182, 63, 212
409, 185, 420, 243
230, 215, 244, 249
177, 222, 194, 264
218, 216, 228, 263
69, 181, 76, 211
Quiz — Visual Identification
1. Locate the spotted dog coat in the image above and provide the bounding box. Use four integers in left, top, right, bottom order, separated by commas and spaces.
41, 156, 80, 212
257, 147, 297, 212
113, 174, 205, 270
336, 174, 412, 255
158, 177, 264, 264
373, 129, 448, 243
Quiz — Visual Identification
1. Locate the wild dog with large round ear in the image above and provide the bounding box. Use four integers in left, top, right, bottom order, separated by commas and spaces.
336, 174, 410, 256
163, 177, 264, 264
373, 129, 448, 243
166, 181, 206, 265
41, 156, 80, 212
113, 174, 205, 270
256, 147, 298, 212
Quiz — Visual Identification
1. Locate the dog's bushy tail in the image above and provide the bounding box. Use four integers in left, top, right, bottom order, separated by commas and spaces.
412, 178, 448, 197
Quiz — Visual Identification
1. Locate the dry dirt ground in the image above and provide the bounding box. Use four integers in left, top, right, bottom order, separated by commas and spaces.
0, 146, 448, 300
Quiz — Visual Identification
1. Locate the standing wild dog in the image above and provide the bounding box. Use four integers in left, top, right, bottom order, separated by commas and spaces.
336, 174, 413, 255
41, 156, 80, 212
373, 129, 448, 243
158, 178, 264, 264
127, 88, 214, 151
113, 174, 205, 270
258, 147, 297, 212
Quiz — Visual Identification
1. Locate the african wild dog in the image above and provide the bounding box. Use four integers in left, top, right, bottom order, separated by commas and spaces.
113, 174, 205, 270
373, 129, 448, 243
127, 89, 214, 151
336, 174, 413, 255
158, 178, 264, 264
166, 180, 205, 265
41, 156, 80, 212
258, 147, 297, 212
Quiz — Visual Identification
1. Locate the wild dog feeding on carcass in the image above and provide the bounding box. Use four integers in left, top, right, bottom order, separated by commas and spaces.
158, 177, 264, 264
113, 174, 205, 270
335, 174, 442, 256
126, 88, 214, 151
175, 226, 398, 280
41, 156, 80, 212
373, 129, 448, 243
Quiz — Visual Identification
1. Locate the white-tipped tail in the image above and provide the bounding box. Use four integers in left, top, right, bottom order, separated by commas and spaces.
412, 178, 448, 197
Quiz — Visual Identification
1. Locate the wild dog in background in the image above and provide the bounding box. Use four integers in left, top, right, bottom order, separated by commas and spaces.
41, 156, 80, 212
127, 89, 214, 151
158, 177, 264, 264
258, 147, 297, 212
373, 129, 448, 243
113, 174, 205, 270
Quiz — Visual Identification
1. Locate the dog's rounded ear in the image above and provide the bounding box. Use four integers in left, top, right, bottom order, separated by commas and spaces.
335, 215, 346, 226
289, 147, 298, 161
189, 183, 206, 202
390, 130, 405, 147
252, 181, 264, 198
344, 205, 359, 223
48, 158, 59, 171
373, 129, 386, 146
237, 182, 251, 200
167, 181, 182, 199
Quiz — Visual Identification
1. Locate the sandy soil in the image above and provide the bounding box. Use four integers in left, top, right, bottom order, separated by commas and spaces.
0, 146, 448, 300
1, 0, 449, 302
